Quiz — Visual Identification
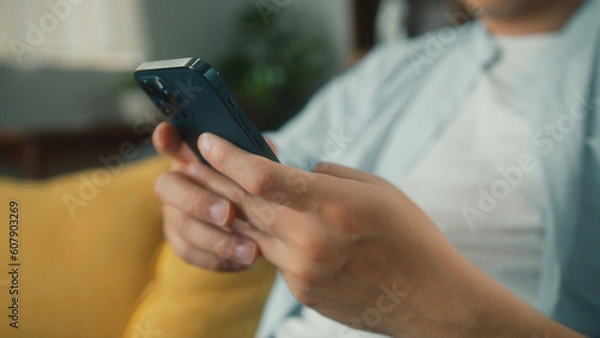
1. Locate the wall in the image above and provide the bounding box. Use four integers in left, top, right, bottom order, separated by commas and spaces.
0, 0, 352, 131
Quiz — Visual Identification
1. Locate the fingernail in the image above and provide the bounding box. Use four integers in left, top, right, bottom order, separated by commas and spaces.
235, 241, 256, 265
209, 200, 229, 225
199, 133, 212, 154
187, 163, 199, 177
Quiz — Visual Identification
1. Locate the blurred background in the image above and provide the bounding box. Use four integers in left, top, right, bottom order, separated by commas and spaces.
0, 0, 467, 179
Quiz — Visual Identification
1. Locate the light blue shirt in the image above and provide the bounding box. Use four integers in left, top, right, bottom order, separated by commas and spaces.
258, 1, 600, 336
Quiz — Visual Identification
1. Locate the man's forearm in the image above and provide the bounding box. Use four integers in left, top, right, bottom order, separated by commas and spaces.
452, 257, 584, 338
386, 245, 586, 338
467, 284, 585, 338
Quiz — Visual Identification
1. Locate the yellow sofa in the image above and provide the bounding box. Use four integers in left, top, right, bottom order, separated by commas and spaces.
0, 156, 276, 338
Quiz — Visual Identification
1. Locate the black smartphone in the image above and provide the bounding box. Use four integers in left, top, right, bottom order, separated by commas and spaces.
134, 57, 279, 163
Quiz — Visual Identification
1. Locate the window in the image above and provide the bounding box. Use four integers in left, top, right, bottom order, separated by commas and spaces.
0, 0, 150, 70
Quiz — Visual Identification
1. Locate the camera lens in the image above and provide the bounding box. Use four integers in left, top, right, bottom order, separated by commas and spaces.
141, 79, 157, 95
140, 77, 167, 96
152, 78, 166, 91
159, 101, 177, 119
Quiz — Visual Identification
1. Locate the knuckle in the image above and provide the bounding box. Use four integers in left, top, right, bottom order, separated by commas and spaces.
206, 256, 229, 271
271, 191, 291, 207
228, 187, 247, 205
247, 202, 278, 227
312, 162, 330, 173
297, 236, 338, 271
318, 199, 350, 222
154, 172, 171, 197
176, 215, 194, 238
184, 190, 204, 216
246, 166, 275, 197
163, 205, 183, 233
212, 234, 239, 260
232, 219, 259, 239
317, 199, 361, 236
296, 236, 322, 260
285, 168, 311, 195
173, 241, 196, 265
162, 206, 175, 238
207, 146, 226, 171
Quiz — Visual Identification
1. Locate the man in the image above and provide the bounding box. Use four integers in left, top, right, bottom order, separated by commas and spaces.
153, 0, 600, 336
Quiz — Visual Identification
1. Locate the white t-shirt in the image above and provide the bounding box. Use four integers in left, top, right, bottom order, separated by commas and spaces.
275, 33, 556, 338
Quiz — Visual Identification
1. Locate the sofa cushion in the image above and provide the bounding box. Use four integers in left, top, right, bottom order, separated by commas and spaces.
0, 155, 277, 338
122, 245, 276, 338
0, 156, 170, 338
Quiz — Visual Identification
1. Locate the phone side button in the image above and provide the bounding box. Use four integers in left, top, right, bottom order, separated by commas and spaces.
204, 68, 223, 90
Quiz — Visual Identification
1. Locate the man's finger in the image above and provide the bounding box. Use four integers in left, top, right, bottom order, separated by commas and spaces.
164, 221, 252, 272
153, 122, 198, 167
175, 212, 260, 266
155, 172, 236, 228
312, 162, 386, 185
186, 161, 287, 238
198, 133, 316, 210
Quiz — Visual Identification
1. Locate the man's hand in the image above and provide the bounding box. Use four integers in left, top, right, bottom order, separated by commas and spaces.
152, 122, 262, 272
153, 123, 478, 335
152, 123, 584, 337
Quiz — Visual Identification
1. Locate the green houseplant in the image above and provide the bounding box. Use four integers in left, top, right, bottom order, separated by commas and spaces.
220, 6, 333, 131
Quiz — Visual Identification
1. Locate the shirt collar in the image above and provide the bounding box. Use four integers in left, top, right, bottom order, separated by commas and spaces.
467, 0, 600, 72
466, 21, 499, 71
533, 0, 600, 73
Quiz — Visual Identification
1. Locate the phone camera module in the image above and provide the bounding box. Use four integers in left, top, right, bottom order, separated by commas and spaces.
141, 77, 167, 96
141, 79, 157, 95
153, 78, 166, 91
